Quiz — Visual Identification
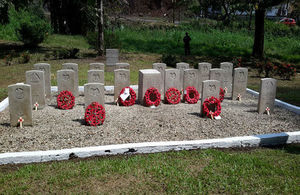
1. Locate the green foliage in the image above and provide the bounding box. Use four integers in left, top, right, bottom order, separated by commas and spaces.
86, 30, 122, 50
16, 12, 51, 47
18, 51, 30, 64
52, 48, 80, 60
162, 54, 177, 68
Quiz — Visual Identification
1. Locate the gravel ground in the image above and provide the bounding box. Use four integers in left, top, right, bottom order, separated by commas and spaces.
0, 90, 299, 153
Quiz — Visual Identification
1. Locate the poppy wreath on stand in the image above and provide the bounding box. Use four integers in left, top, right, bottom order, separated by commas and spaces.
165, 87, 181, 104
57, 90, 75, 110
118, 87, 136, 106
219, 87, 225, 102
202, 96, 221, 119
144, 87, 161, 107
184, 86, 199, 104
84, 102, 105, 126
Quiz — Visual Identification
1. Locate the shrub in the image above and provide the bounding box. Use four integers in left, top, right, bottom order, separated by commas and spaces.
162, 54, 177, 68
16, 14, 51, 47
18, 51, 30, 63
53, 48, 80, 59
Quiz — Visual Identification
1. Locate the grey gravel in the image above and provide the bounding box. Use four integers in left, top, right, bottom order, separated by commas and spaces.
0, 90, 299, 153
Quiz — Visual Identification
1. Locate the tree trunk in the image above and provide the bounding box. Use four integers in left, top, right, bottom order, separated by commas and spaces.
97, 0, 104, 56
252, 6, 266, 59
248, 5, 253, 30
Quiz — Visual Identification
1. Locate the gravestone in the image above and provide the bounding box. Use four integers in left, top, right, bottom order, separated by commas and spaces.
153, 63, 166, 98
183, 69, 199, 90
25, 70, 46, 109
57, 70, 76, 96
88, 70, 104, 84
116, 63, 130, 70
34, 63, 51, 99
138, 69, 162, 103
200, 80, 220, 116
209, 68, 225, 90
258, 78, 277, 114
176, 62, 189, 91
8, 83, 32, 126
164, 69, 181, 96
106, 49, 119, 72
62, 63, 78, 96
114, 69, 130, 101
90, 63, 105, 70
232, 68, 248, 100
220, 62, 233, 98
84, 83, 105, 107
198, 62, 212, 96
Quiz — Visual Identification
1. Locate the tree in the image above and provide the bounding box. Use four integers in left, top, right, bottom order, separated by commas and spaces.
252, 0, 285, 59
96, 0, 104, 56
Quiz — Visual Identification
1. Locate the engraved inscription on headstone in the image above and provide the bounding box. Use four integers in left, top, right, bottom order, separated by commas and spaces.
164, 69, 180, 96
176, 62, 189, 91
8, 83, 33, 126
114, 69, 130, 101
90, 63, 105, 70
258, 78, 277, 114
183, 69, 199, 93
34, 63, 51, 100
88, 70, 104, 84
84, 83, 105, 107
220, 62, 233, 98
209, 68, 225, 90
232, 68, 248, 100
200, 80, 220, 116
26, 70, 46, 109
57, 70, 76, 96
198, 63, 212, 96
153, 63, 166, 99
138, 69, 162, 103
62, 63, 78, 96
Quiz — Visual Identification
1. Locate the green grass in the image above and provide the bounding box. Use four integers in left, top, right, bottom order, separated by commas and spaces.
0, 145, 299, 194
42, 34, 91, 50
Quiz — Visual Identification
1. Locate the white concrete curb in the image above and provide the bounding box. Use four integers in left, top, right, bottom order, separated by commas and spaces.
246, 88, 300, 114
0, 131, 299, 165
0, 97, 8, 112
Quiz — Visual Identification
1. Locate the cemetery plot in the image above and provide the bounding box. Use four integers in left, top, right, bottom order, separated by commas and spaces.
0, 90, 299, 153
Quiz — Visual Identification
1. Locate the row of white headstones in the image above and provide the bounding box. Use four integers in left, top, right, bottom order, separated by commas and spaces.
7, 62, 276, 127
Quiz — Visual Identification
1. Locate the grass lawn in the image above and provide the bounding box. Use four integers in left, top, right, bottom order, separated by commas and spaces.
0, 145, 299, 194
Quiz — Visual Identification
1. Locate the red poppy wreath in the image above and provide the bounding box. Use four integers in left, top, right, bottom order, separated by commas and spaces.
84, 102, 105, 126
144, 87, 161, 107
118, 87, 136, 106
219, 87, 225, 102
184, 86, 199, 104
57, 90, 75, 110
202, 96, 221, 119
165, 87, 181, 104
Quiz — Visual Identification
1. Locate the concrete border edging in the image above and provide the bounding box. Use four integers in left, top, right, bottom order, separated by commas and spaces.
0, 131, 299, 165
246, 88, 300, 114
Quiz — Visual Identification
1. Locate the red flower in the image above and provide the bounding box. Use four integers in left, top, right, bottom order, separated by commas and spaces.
165, 87, 181, 104
202, 96, 221, 118
144, 87, 161, 107
219, 88, 225, 102
57, 90, 75, 109
118, 87, 136, 106
85, 102, 105, 126
184, 86, 199, 104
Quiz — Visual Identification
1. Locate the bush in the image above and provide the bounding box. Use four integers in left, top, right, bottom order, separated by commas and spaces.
16, 13, 51, 47
86, 30, 121, 50
162, 54, 177, 68
53, 48, 80, 59
18, 51, 30, 63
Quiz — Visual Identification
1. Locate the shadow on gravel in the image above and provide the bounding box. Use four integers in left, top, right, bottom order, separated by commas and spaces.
72, 118, 86, 125
0, 123, 10, 127
245, 109, 257, 113
188, 112, 200, 117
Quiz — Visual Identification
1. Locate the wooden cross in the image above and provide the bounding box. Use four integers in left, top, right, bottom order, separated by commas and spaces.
266, 107, 270, 115
237, 94, 241, 101
209, 111, 214, 120
34, 102, 39, 111
115, 98, 119, 106
224, 87, 228, 94
18, 117, 24, 128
